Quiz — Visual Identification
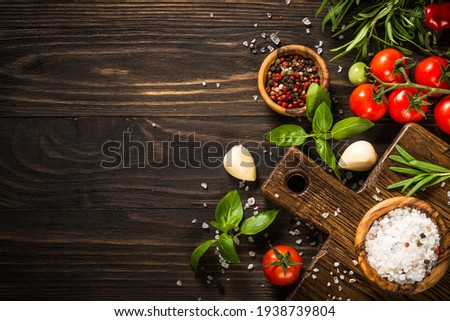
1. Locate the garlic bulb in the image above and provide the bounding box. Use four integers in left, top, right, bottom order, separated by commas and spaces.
223, 145, 257, 181
338, 140, 378, 171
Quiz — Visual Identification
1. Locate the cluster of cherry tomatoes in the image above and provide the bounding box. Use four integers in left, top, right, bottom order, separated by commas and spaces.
348, 48, 450, 134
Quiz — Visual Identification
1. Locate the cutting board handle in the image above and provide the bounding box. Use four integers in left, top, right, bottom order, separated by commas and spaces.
261, 146, 361, 237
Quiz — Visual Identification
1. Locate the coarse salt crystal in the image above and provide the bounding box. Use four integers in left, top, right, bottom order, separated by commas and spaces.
313, 268, 319, 273
338, 285, 342, 291
333, 276, 339, 284
207, 275, 213, 281
242, 41, 249, 47
253, 95, 258, 101
247, 197, 256, 206
349, 270, 354, 275
267, 45, 275, 52
306, 28, 311, 34
202, 222, 209, 229
176, 280, 183, 287
254, 23, 258, 28
340, 275, 345, 280
317, 47, 323, 55
216, 82, 220, 88
352, 260, 358, 266
274, 193, 280, 198
202, 81, 207, 87
270, 33, 280, 45
249, 251, 256, 257
245, 186, 249, 192
337, 66, 343, 73
261, 32, 267, 39
311, 274, 317, 279
321, 212, 330, 219
201, 182, 208, 190
349, 278, 356, 283
327, 282, 331, 287
334, 262, 340, 267
209, 13, 214, 18
248, 236, 254, 243
202, 203, 208, 208
192, 219, 197, 224
267, 12, 273, 19
296, 239, 303, 245
286, 0, 291, 4
248, 264, 254, 270
302, 17, 311, 25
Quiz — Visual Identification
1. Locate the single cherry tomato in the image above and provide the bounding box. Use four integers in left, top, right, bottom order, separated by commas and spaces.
348, 62, 369, 86
262, 245, 302, 286
370, 48, 409, 83
414, 56, 450, 96
349, 83, 388, 121
434, 95, 450, 134
387, 87, 428, 124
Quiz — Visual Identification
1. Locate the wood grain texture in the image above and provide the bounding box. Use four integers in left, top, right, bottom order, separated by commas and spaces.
0, 1, 449, 301
261, 124, 450, 300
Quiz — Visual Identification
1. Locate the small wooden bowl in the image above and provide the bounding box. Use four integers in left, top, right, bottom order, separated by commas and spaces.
355, 196, 450, 295
257, 44, 329, 117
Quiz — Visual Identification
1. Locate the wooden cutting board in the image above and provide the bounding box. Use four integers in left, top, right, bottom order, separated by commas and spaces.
261, 123, 450, 300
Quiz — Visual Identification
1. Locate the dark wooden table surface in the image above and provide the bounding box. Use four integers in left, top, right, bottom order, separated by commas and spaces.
0, 0, 448, 301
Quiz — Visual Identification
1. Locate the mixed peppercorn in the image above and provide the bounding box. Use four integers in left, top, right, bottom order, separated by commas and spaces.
265, 55, 320, 109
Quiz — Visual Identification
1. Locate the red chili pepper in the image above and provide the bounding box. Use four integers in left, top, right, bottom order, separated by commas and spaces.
424, 3, 450, 30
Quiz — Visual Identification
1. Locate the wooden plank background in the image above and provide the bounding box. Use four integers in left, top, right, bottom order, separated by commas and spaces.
0, 0, 448, 300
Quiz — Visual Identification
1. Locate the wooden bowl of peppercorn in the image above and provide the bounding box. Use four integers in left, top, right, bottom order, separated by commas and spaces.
258, 44, 329, 117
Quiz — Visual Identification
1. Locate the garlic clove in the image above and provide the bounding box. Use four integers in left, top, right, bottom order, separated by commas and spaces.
223, 145, 257, 181
338, 140, 378, 172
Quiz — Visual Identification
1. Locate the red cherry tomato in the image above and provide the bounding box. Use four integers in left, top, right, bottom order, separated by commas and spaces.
387, 87, 428, 124
414, 56, 450, 96
370, 48, 409, 83
349, 83, 388, 121
434, 95, 450, 134
262, 245, 302, 286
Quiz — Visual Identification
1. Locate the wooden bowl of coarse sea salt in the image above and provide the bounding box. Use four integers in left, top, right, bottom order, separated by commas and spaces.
355, 196, 449, 294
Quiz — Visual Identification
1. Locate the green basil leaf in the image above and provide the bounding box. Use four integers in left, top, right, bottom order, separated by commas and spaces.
315, 138, 341, 180
215, 190, 243, 233
190, 239, 215, 273
217, 233, 240, 263
330, 117, 374, 140
266, 124, 309, 147
312, 101, 333, 134
239, 209, 281, 235
306, 82, 331, 122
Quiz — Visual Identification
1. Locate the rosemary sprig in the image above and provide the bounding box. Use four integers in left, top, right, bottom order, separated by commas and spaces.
387, 145, 450, 196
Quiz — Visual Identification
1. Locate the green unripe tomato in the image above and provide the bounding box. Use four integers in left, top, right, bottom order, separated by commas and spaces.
348, 62, 368, 86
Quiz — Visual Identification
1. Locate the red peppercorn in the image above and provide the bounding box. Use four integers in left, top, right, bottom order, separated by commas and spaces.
434, 247, 441, 254
404, 242, 410, 248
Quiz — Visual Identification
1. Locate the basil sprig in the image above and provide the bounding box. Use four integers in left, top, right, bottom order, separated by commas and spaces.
387, 145, 450, 196
266, 83, 374, 180
190, 190, 280, 273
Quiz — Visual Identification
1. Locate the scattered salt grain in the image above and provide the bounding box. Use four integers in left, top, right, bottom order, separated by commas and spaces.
264, 232, 269, 238
270, 33, 280, 45
202, 203, 208, 208
313, 268, 319, 273
202, 222, 209, 229
338, 285, 342, 292
306, 28, 311, 34
253, 210, 259, 216
317, 47, 323, 55
201, 182, 208, 190
260, 47, 266, 54
247, 197, 256, 206
296, 239, 303, 245
216, 82, 220, 88
209, 13, 214, 18
375, 187, 381, 194
267, 45, 275, 52
339, 275, 345, 280
321, 212, 330, 219
233, 236, 240, 245
253, 95, 258, 101
192, 219, 197, 224
245, 186, 249, 192
333, 276, 339, 284
338, 35, 344, 40
261, 32, 267, 39
254, 23, 258, 28
239, 181, 245, 188
334, 262, 340, 268
274, 193, 280, 198
249, 251, 256, 257
248, 236, 254, 243
327, 282, 331, 287
176, 280, 183, 287
286, 0, 291, 4
267, 12, 273, 19
202, 81, 207, 87
349, 278, 356, 283
440, 181, 445, 187
248, 264, 254, 270
372, 194, 383, 202
207, 275, 214, 281
352, 260, 358, 266
302, 17, 312, 26
310, 241, 317, 246
349, 270, 354, 275
337, 66, 343, 73
242, 41, 249, 47
311, 274, 317, 279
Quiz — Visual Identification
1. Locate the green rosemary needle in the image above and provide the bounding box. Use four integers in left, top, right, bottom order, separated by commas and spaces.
387, 145, 450, 196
